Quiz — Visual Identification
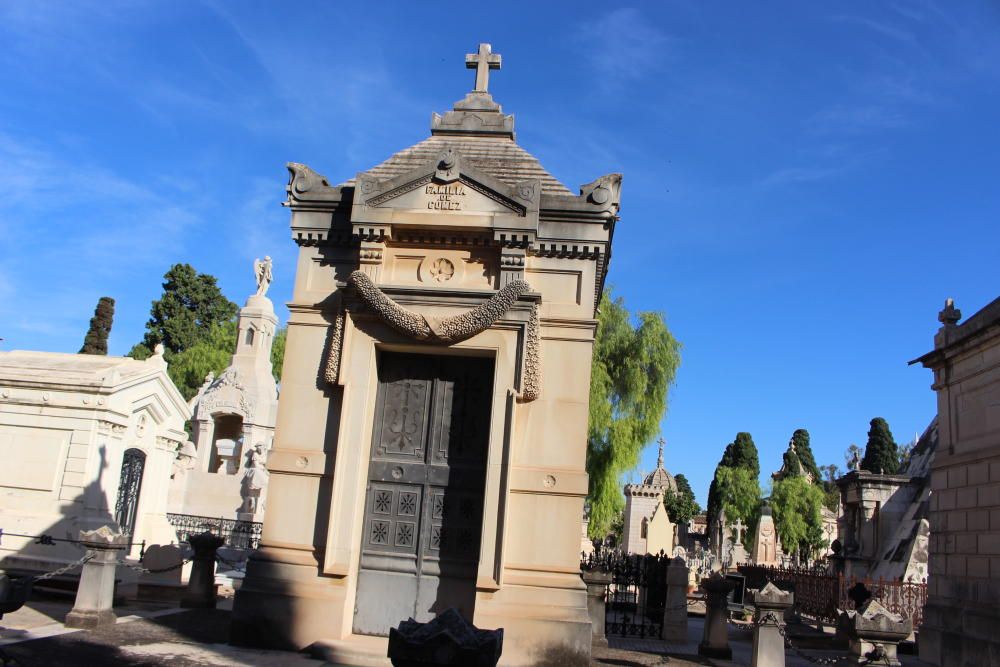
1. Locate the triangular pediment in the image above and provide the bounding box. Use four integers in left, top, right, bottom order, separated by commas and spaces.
353, 148, 537, 219
366, 175, 524, 215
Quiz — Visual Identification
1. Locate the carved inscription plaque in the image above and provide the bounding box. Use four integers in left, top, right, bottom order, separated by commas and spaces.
424, 183, 466, 211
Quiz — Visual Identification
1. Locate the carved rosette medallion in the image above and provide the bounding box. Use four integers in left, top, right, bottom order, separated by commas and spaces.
428, 258, 455, 282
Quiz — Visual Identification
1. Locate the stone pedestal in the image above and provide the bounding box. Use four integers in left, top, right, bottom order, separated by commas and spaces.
750, 581, 793, 667
698, 571, 735, 660
581, 568, 612, 647
844, 599, 911, 666
65, 526, 128, 629
662, 557, 688, 642
181, 531, 224, 609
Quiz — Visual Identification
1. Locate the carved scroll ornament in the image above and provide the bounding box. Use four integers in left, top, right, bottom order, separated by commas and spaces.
324, 270, 540, 400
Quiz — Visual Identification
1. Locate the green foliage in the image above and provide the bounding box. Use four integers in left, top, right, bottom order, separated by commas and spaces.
586, 288, 682, 540
771, 475, 826, 559
79, 297, 115, 355
167, 320, 238, 400
791, 429, 821, 481
663, 473, 701, 525
820, 463, 841, 512
712, 466, 761, 532
861, 417, 899, 475
133, 263, 237, 355
707, 432, 761, 530
271, 326, 287, 383
781, 447, 802, 476
725, 432, 760, 476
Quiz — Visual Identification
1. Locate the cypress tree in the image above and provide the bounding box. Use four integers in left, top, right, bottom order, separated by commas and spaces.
707, 432, 762, 530
731, 432, 760, 477
79, 297, 115, 355
781, 446, 802, 477
861, 417, 899, 475
664, 473, 702, 525
791, 429, 822, 481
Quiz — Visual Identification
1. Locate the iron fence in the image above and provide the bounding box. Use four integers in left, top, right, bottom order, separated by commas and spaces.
166, 513, 262, 550
582, 550, 669, 639
737, 564, 927, 627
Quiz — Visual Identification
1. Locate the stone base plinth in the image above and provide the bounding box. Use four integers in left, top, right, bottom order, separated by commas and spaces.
919, 602, 1000, 667
697, 642, 732, 660
64, 609, 117, 629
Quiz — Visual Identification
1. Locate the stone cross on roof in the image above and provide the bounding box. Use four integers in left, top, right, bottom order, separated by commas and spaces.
938, 298, 962, 328
466, 43, 501, 93
656, 437, 665, 469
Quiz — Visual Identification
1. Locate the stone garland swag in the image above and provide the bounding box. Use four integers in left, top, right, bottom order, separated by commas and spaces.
324, 270, 540, 401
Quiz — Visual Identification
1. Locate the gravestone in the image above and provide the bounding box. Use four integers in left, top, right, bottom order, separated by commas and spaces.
751, 506, 781, 566
138, 543, 185, 597
661, 557, 688, 642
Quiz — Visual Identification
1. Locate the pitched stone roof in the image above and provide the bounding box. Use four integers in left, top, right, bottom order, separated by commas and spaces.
0, 350, 161, 387
342, 135, 572, 196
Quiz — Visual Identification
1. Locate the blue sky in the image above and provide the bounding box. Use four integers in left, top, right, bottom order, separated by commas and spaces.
1, 2, 998, 505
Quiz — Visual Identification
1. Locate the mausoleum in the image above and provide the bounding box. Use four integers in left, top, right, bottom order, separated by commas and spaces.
231, 44, 621, 665
912, 297, 1000, 665
0, 348, 189, 573
622, 439, 678, 556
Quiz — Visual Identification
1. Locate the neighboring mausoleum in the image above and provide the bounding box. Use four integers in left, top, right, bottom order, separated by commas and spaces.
833, 419, 934, 582
912, 297, 1000, 666
0, 348, 189, 572
622, 439, 677, 556
230, 44, 621, 666
173, 258, 279, 523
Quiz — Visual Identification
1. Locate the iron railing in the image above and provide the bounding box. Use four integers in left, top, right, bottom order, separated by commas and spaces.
738, 564, 927, 626
166, 513, 262, 550
582, 550, 669, 639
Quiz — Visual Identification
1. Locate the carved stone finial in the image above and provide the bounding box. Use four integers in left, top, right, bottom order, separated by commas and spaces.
153, 343, 165, 357
435, 149, 460, 182
465, 43, 501, 93
657, 437, 665, 470
938, 298, 961, 328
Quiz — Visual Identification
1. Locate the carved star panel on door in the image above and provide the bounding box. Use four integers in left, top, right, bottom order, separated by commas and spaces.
365, 483, 422, 556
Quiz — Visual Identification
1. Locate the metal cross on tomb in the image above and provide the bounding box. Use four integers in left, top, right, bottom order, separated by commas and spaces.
466, 43, 501, 93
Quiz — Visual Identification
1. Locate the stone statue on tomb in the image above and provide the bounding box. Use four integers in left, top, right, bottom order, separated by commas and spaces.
241, 442, 269, 515
849, 449, 862, 471
254, 256, 273, 297
171, 441, 197, 480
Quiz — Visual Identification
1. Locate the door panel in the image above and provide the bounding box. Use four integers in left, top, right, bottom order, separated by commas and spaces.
353, 352, 493, 636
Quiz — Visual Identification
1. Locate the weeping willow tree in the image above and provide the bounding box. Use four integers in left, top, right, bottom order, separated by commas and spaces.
587, 288, 681, 540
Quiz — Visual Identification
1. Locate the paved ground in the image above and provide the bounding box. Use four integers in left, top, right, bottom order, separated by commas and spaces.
1, 594, 934, 667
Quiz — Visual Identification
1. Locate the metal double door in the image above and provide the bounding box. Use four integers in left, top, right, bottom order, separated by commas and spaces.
353, 352, 493, 636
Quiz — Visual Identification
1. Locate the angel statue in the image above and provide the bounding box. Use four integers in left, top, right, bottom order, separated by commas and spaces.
254, 256, 273, 297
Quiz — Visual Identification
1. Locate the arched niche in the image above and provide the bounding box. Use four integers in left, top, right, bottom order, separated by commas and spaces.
209, 413, 244, 475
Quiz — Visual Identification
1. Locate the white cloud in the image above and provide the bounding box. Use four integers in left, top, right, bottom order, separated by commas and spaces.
574, 8, 673, 91
0, 132, 203, 349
